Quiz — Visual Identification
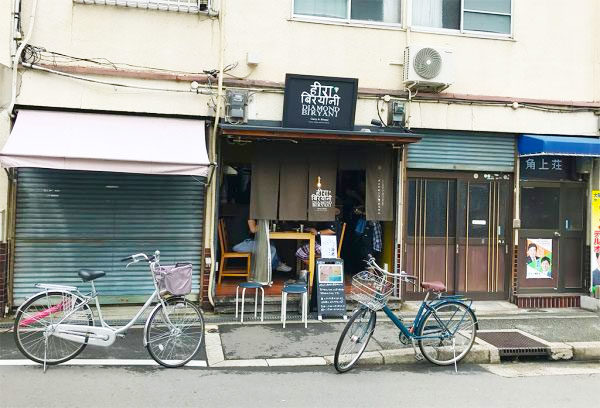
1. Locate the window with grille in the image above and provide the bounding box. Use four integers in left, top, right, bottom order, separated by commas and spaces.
73, 0, 210, 14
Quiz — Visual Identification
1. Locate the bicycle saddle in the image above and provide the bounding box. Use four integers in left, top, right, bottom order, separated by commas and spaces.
78, 269, 106, 282
420, 281, 446, 292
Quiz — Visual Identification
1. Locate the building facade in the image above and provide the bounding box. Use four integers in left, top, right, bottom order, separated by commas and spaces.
1, 0, 599, 314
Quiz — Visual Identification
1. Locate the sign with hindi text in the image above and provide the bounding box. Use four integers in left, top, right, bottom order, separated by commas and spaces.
282, 74, 358, 130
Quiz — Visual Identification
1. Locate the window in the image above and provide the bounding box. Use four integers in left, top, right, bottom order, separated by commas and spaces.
72, 0, 210, 14
412, 0, 511, 35
293, 0, 402, 25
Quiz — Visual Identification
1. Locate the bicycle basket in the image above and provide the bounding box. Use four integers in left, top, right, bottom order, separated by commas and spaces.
350, 269, 393, 311
155, 263, 193, 296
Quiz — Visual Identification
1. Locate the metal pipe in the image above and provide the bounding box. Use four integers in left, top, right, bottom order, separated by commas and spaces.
465, 181, 470, 292
206, 0, 226, 308
8, 0, 39, 118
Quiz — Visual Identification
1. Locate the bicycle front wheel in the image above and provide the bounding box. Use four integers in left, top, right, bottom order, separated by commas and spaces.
417, 301, 477, 366
14, 290, 93, 365
145, 297, 204, 368
334, 306, 377, 373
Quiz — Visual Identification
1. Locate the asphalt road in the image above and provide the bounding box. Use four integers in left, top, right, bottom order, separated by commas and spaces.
1, 362, 599, 408
0, 327, 207, 361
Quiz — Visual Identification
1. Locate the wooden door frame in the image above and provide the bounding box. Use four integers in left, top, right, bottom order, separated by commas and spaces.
403, 170, 513, 300
518, 180, 587, 293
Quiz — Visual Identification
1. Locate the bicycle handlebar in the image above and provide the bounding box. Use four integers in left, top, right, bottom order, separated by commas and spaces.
365, 255, 417, 283
121, 251, 160, 267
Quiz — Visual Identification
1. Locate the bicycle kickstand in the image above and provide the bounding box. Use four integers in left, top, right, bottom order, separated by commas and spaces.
411, 338, 423, 361
43, 336, 48, 373
452, 337, 457, 374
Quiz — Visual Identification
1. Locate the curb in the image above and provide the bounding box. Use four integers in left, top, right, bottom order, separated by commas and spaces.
204, 325, 501, 368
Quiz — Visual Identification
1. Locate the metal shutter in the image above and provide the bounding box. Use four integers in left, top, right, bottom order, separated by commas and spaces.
407, 132, 515, 172
13, 168, 205, 305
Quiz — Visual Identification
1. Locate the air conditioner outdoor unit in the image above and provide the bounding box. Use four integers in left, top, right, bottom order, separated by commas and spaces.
403, 45, 454, 92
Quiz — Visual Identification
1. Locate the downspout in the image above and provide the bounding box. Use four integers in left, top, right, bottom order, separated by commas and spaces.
206, 0, 226, 307
8, 0, 39, 117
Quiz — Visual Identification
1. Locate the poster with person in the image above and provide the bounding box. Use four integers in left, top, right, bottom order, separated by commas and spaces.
591, 190, 600, 289
526, 238, 553, 279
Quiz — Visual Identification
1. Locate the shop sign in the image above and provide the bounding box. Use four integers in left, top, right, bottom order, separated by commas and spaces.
282, 74, 358, 130
316, 258, 346, 319
525, 238, 553, 279
519, 156, 572, 180
591, 190, 600, 289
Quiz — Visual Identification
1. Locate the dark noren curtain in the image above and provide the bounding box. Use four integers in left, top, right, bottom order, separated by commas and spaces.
249, 145, 279, 220
308, 150, 337, 222
279, 145, 309, 220
366, 147, 394, 221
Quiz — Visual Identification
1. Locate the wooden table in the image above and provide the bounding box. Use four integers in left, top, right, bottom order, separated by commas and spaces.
270, 231, 315, 292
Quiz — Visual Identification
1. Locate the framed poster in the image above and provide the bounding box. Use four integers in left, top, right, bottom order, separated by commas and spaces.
282, 74, 358, 130
525, 238, 553, 279
315, 259, 346, 319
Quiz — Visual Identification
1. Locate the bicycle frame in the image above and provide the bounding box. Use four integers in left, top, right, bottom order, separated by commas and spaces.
22, 253, 176, 347
379, 291, 474, 341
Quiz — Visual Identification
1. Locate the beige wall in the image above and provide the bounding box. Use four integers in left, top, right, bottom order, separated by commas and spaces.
2, 0, 597, 132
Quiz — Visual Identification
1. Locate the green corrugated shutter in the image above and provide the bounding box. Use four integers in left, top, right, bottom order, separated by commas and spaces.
13, 168, 205, 305
407, 132, 515, 172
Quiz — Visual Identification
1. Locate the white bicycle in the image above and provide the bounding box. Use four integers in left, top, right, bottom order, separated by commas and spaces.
13, 250, 204, 370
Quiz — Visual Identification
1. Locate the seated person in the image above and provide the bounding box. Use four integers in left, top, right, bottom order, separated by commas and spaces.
295, 221, 338, 265
233, 219, 292, 272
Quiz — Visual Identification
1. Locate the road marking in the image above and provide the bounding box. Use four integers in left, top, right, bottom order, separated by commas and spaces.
482, 363, 600, 378
0, 359, 207, 367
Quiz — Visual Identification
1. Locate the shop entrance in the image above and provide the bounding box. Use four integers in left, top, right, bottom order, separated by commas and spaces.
517, 182, 587, 293
404, 172, 512, 300
215, 139, 398, 298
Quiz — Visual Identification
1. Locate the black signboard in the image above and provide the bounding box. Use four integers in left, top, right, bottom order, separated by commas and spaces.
520, 156, 573, 180
282, 74, 358, 131
315, 258, 347, 319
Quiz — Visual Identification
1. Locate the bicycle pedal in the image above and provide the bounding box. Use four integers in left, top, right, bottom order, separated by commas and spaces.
414, 353, 424, 361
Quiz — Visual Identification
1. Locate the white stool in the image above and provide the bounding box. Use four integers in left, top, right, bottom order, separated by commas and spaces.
281, 283, 308, 328
236, 281, 264, 323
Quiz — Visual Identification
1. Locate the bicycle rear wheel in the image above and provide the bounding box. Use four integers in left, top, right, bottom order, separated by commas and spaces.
417, 301, 477, 366
334, 306, 377, 373
145, 297, 204, 368
14, 291, 93, 365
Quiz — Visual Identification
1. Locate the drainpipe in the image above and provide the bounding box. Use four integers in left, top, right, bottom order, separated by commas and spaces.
8, 0, 39, 118
206, 0, 226, 308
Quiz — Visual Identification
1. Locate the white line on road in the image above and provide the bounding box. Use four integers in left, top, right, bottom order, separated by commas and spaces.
482, 362, 600, 378
0, 359, 207, 367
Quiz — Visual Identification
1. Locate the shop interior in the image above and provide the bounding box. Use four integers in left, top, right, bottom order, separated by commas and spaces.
215, 138, 397, 297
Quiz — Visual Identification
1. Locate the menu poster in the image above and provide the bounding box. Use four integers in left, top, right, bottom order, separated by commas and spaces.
320, 235, 338, 258
316, 259, 346, 319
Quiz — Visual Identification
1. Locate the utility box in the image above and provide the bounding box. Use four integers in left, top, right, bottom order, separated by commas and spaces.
225, 90, 248, 123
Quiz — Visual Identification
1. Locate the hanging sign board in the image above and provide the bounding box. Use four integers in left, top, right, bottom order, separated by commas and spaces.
282, 74, 358, 130
316, 258, 346, 319
520, 156, 572, 180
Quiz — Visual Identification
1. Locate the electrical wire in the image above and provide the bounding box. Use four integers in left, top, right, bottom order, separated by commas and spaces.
23, 62, 217, 95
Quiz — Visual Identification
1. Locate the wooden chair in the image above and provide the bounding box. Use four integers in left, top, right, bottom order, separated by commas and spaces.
217, 218, 251, 287
337, 222, 347, 257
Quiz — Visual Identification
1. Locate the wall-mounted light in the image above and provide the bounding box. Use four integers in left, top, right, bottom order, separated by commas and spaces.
317, 176, 322, 189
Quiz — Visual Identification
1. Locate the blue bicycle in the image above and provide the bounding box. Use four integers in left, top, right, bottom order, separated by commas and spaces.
334, 256, 478, 373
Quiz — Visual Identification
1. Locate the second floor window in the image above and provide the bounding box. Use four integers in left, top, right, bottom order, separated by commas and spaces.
294, 0, 402, 25
412, 0, 511, 35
